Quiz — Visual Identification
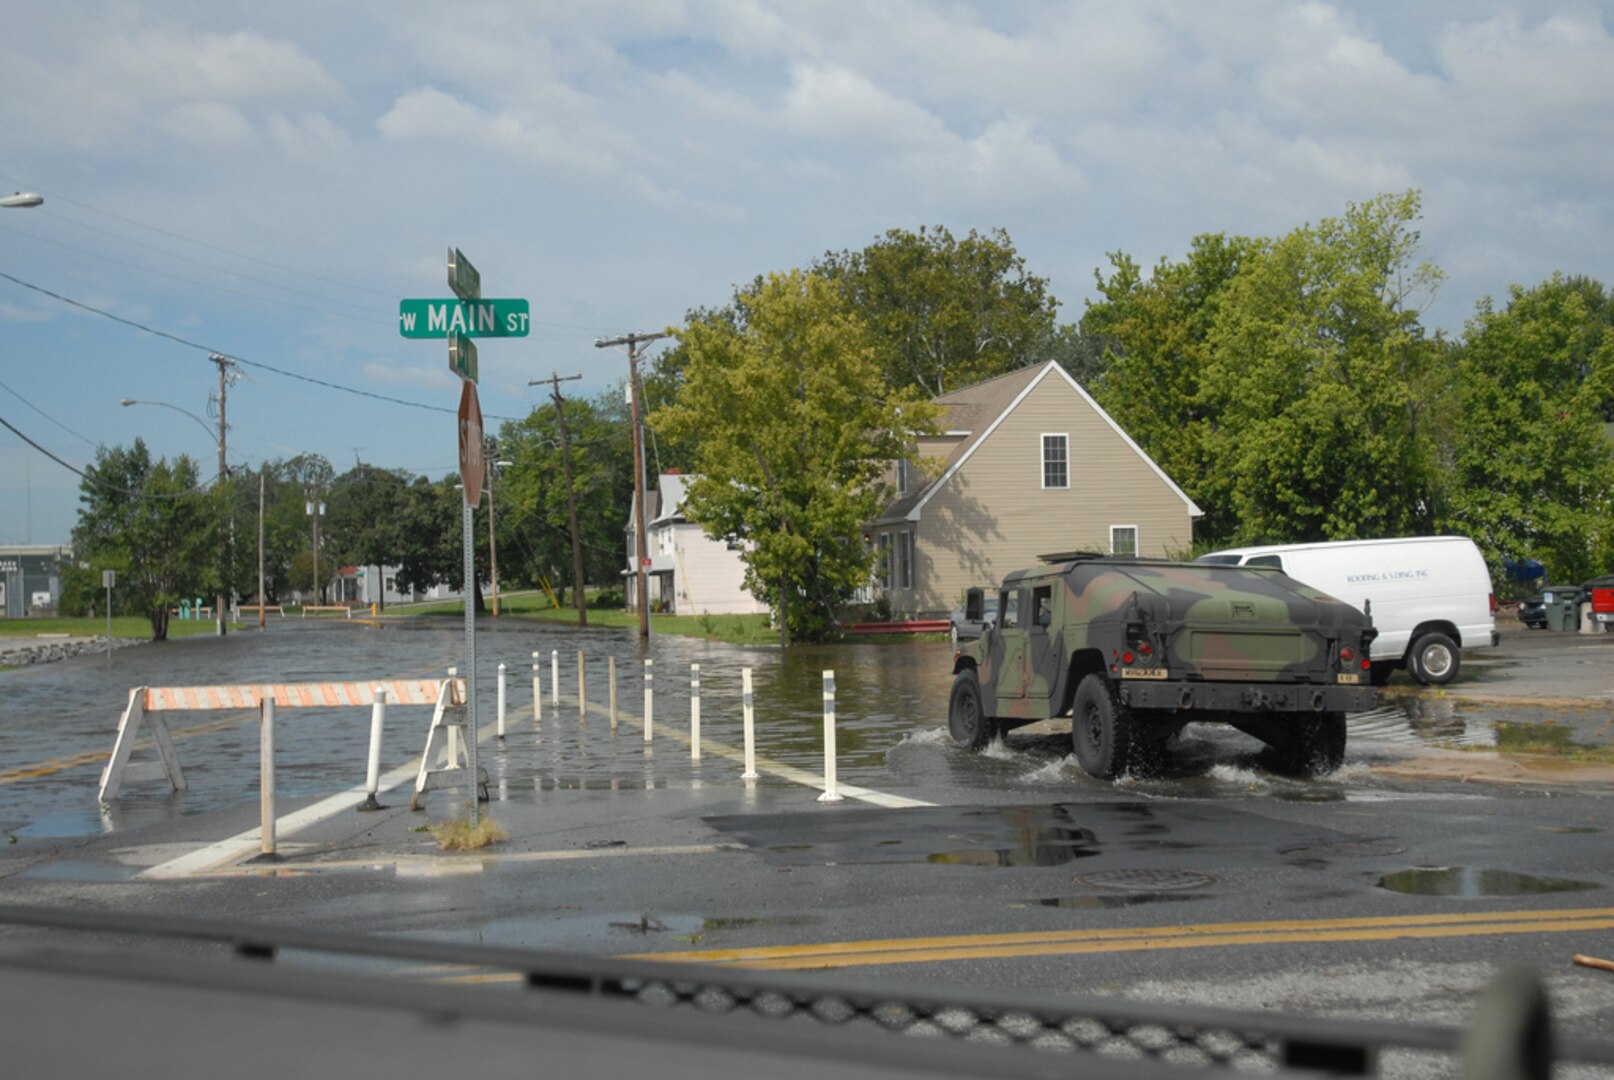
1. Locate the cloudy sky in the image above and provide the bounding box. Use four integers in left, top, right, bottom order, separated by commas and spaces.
2, 1, 1612, 545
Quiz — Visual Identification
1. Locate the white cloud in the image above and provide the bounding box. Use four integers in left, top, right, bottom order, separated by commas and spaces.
155, 102, 255, 146
361, 362, 458, 393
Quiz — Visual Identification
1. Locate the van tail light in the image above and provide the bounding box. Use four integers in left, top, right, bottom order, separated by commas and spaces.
1489, 593, 1497, 615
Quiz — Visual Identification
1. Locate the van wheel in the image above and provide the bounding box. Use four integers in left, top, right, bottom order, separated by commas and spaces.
948, 669, 992, 750
1072, 674, 1133, 780
1409, 632, 1459, 686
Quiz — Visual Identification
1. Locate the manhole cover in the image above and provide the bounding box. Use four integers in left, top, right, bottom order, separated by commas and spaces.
1072, 869, 1217, 892
1278, 840, 1405, 858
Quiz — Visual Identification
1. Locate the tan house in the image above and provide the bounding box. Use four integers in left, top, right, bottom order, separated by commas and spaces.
868, 360, 1202, 617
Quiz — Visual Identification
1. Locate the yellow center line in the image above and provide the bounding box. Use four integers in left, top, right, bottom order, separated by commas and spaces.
617, 907, 1614, 970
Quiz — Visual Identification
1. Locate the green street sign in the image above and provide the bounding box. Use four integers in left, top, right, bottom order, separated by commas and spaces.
449, 334, 478, 383
399, 298, 530, 339
448, 246, 480, 301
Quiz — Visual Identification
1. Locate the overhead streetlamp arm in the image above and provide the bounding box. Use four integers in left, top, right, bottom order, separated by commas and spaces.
120, 398, 221, 448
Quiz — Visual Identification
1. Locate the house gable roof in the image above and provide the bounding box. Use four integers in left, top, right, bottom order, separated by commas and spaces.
876, 360, 1202, 524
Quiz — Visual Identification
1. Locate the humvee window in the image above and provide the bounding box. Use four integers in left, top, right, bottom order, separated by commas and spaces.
1000, 590, 1020, 629
1033, 586, 1052, 628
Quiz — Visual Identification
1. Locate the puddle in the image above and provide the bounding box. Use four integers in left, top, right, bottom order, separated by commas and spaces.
1376, 866, 1601, 897
928, 824, 1100, 867
1027, 893, 1209, 910
15, 859, 143, 882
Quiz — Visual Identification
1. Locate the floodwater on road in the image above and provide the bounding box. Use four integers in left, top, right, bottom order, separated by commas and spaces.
0, 617, 1520, 840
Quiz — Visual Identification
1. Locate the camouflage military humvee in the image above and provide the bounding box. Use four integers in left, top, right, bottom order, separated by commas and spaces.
949, 553, 1379, 779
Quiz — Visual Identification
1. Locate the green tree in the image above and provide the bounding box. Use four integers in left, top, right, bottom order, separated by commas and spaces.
325, 464, 412, 608
495, 392, 633, 605
1200, 191, 1444, 545
650, 270, 939, 644
1084, 233, 1258, 543
71, 440, 221, 639
815, 225, 1058, 395
1442, 274, 1614, 582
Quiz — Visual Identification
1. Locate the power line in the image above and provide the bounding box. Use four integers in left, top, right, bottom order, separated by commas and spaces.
0, 375, 100, 448
0, 413, 220, 499
0, 269, 520, 420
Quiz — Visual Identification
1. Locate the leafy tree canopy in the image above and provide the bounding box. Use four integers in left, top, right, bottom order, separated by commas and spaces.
650, 270, 940, 643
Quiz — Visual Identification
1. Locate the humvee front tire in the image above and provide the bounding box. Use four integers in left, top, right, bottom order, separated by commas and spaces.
1072, 674, 1134, 780
948, 668, 991, 750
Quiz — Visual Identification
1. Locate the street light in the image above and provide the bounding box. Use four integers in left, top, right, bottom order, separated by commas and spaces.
0, 192, 43, 208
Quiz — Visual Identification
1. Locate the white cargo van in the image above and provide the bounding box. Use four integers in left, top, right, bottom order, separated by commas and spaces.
1197, 536, 1498, 686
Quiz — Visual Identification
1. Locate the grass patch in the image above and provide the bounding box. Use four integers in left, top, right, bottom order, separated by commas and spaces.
0, 616, 238, 640
1437, 722, 1614, 764
428, 815, 508, 850
387, 590, 778, 646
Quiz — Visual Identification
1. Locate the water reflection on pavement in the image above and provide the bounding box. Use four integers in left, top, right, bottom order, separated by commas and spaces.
0, 618, 1516, 842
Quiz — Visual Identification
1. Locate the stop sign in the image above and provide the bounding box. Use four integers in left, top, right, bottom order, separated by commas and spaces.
458, 380, 484, 506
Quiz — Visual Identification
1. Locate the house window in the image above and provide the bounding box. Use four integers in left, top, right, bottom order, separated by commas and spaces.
877, 534, 892, 590
1042, 434, 1068, 489
1110, 525, 1138, 557
896, 458, 908, 496
898, 532, 914, 591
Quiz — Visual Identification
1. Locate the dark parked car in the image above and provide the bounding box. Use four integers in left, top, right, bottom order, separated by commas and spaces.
1518, 594, 1548, 629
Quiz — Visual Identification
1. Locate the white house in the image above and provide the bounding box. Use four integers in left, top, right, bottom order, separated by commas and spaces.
624, 473, 768, 616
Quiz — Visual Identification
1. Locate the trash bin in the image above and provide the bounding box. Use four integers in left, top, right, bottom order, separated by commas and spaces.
1542, 586, 1582, 632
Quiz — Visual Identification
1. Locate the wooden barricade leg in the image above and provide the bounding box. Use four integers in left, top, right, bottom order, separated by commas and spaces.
411, 676, 488, 810
99, 688, 186, 802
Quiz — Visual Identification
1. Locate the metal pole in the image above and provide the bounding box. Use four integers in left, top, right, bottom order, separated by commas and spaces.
690, 663, 701, 761
532, 651, 541, 725
497, 662, 507, 739
551, 649, 559, 706
212, 354, 231, 637
463, 500, 479, 828
818, 670, 841, 803
104, 578, 112, 664
609, 656, 618, 733
359, 688, 386, 811
577, 650, 587, 719
742, 668, 757, 779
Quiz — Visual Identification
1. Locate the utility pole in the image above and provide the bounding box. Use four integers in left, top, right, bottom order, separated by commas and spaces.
529, 372, 585, 626
596, 332, 668, 639
210, 354, 235, 637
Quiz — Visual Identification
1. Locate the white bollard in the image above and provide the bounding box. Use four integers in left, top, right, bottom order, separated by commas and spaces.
532, 652, 542, 725
259, 697, 278, 854
446, 667, 461, 764
609, 656, 618, 733
551, 649, 559, 707
742, 667, 757, 780
643, 658, 654, 742
578, 650, 587, 719
497, 662, 507, 739
690, 663, 701, 762
818, 670, 841, 803
358, 687, 386, 811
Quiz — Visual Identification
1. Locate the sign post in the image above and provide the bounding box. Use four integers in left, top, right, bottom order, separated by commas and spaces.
398, 250, 532, 828
102, 569, 115, 663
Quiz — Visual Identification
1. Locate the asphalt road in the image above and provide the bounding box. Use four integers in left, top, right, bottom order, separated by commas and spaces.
1, 619, 1611, 1077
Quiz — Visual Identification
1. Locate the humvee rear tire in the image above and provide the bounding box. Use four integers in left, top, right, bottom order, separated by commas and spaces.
1072, 674, 1134, 780
1409, 631, 1459, 686
1276, 712, 1346, 776
948, 668, 991, 750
